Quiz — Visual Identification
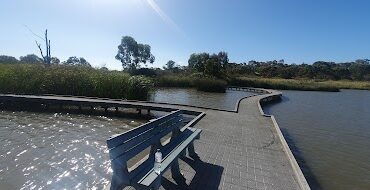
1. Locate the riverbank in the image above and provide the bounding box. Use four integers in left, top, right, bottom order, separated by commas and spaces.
1, 64, 369, 97
230, 77, 370, 92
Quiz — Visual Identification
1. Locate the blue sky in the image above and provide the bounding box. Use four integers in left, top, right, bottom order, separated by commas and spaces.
0, 0, 369, 70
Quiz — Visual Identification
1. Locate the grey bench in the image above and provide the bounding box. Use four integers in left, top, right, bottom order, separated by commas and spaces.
106, 110, 202, 190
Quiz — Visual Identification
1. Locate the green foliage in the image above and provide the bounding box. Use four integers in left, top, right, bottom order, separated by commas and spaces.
126, 76, 153, 100
194, 78, 227, 93
229, 59, 370, 81
130, 68, 157, 77
116, 36, 155, 70
188, 51, 228, 78
155, 75, 226, 92
164, 60, 176, 70
51, 57, 60, 64
156, 76, 193, 88
0, 64, 153, 100
0, 55, 19, 64
62, 56, 91, 67
19, 54, 43, 64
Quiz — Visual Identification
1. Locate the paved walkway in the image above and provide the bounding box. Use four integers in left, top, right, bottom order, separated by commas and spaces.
159, 95, 302, 190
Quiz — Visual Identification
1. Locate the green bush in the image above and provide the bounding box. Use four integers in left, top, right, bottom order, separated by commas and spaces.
156, 76, 193, 88
127, 76, 153, 100
194, 78, 227, 93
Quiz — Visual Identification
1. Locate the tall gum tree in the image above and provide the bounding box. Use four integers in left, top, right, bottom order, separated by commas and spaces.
115, 36, 155, 71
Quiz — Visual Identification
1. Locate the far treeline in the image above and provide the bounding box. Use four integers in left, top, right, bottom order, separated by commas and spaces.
1, 53, 370, 81
1, 36, 369, 99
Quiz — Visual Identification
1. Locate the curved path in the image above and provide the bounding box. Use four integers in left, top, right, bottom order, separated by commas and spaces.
0, 90, 310, 190
158, 91, 309, 190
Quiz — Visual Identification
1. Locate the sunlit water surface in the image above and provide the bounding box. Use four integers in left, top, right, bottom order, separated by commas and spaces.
0, 111, 144, 189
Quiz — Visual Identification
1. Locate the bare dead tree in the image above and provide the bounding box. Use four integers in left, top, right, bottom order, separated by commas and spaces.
35, 29, 51, 65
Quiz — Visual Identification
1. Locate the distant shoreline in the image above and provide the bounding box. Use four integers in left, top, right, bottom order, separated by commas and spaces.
229, 77, 370, 92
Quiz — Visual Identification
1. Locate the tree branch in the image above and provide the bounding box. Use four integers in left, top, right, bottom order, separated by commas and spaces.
35, 41, 45, 61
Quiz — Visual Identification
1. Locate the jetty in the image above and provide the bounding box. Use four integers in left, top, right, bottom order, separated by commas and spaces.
0, 88, 310, 190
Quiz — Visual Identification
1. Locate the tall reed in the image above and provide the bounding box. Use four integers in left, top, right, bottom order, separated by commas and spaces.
0, 64, 153, 99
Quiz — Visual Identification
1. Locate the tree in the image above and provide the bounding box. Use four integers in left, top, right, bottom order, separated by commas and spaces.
115, 36, 155, 70
164, 60, 176, 70
0, 55, 19, 64
204, 56, 222, 77
62, 56, 91, 67
217, 51, 229, 70
188, 51, 229, 77
19, 54, 43, 64
51, 57, 60, 64
188, 53, 209, 72
35, 29, 51, 65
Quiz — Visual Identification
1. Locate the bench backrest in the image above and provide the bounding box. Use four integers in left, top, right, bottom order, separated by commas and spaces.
107, 110, 184, 182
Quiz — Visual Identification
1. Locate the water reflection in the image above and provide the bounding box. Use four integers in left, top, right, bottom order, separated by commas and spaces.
0, 111, 144, 189
150, 88, 257, 110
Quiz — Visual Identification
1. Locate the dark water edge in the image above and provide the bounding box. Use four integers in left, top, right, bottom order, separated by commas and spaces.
264, 98, 322, 189
280, 122, 322, 189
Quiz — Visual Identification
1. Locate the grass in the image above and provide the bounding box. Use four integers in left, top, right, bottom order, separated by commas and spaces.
0, 64, 153, 100
229, 77, 370, 92
316, 80, 370, 90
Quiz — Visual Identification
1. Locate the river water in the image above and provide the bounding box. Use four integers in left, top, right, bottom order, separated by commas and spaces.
0, 111, 144, 189
149, 88, 257, 110
263, 90, 370, 190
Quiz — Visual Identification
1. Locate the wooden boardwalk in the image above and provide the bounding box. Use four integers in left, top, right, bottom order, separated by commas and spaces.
0, 90, 310, 190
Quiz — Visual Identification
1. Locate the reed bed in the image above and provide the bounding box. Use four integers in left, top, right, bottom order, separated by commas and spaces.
0, 64, 152, 100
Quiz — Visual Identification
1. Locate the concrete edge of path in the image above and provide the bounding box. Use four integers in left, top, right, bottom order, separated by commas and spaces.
257, 89, 311, 190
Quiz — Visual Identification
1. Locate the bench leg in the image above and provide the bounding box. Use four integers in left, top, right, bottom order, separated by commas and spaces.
153, 176, 161, 190
110, 172, 127, 190
188, 141, 200, 160
110, 160, 129, 190
171, 159, 186, 183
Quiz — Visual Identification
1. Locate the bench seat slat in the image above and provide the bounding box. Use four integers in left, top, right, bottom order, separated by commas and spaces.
128, 128, 194, 180
109, 117, 182, 160
137, 128, 202, 186
111, 119, 183, 161
107, 110, 182, 149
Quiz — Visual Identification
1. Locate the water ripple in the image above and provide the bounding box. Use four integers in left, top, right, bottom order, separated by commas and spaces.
0, 111, 144, 189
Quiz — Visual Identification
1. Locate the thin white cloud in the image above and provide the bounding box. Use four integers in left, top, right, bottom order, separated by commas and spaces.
146, 0, 185, 36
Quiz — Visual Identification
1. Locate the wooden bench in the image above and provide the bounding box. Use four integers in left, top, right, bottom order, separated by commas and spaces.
106, 110, 202, 190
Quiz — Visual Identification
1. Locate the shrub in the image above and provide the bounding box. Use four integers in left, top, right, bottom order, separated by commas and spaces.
127, 76, 154, 100
156, 76, 193, 88
194, 78, 227, 93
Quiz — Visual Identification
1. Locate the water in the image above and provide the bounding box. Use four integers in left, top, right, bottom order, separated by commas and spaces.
263, 90, 370, 190
0, 111, 144, 189
150, 88, 257, 110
